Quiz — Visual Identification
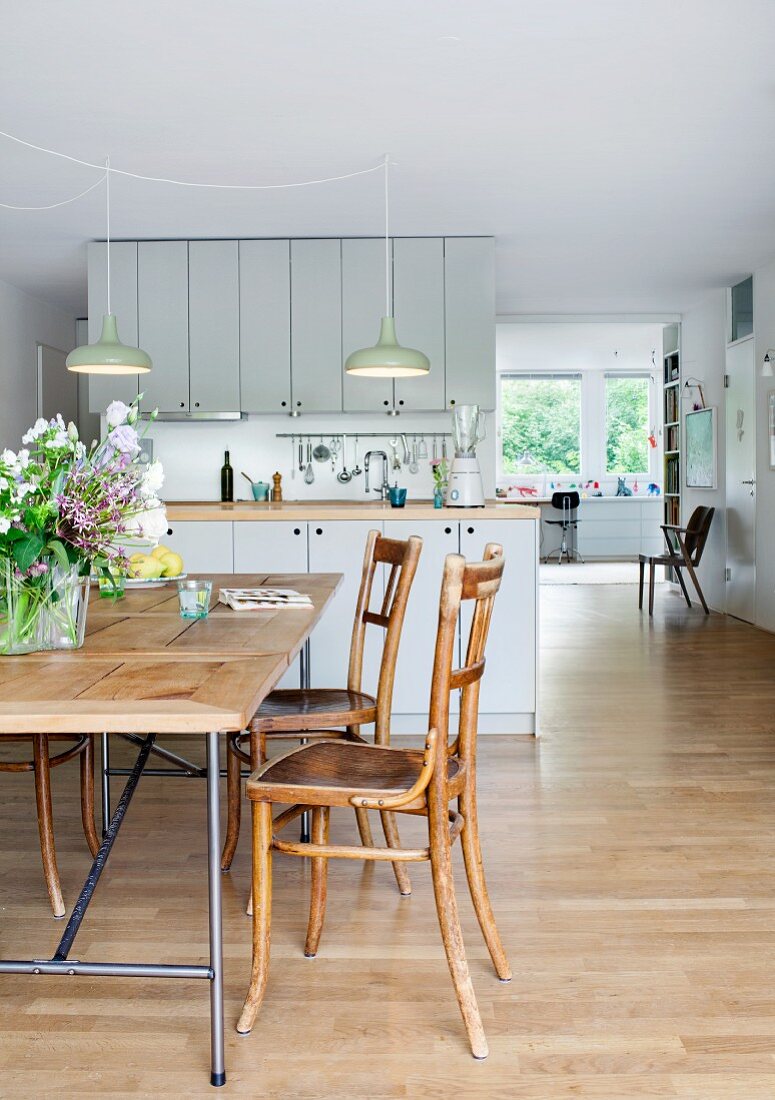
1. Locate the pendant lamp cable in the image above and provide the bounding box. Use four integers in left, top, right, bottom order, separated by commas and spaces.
0, 128, 386, 193
384, 154, 390, 317
105, 156, 111, 315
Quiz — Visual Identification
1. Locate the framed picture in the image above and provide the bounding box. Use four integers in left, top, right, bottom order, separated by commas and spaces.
685, 407, 717, 489
769, 392, 775, 470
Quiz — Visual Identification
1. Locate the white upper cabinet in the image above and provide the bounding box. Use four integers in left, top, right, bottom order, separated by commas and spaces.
341, 238, 394, 413
239, 240, 292, 413
87, 241, 139, 412
393, 237, 446, 412
444, 237, 496, 410
137, 241, 189, 413
188, 240, 240, 412
290, 239, 342, 413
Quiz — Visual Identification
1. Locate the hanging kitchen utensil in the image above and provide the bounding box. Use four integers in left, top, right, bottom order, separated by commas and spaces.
388, 436, 401, 470
442, 435, 448, 461
417, 435, 428, 460
352, 435, 363, 477
291, 434, 296, 478
336, 433, 352, 483
409, 436, 419, 475
298, 437, 305, 472
329, 436, 341, 472
432, 434, 438, 461
400, 433, 411, 464
313, 437, 331, 464
304, 438, 315, 484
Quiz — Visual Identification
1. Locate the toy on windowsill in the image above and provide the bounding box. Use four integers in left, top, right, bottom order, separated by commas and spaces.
647, 483, 661, 496
616, 476, 633, 497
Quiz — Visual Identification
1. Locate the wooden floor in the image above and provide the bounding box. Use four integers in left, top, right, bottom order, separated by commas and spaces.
2, 582, 775, 1097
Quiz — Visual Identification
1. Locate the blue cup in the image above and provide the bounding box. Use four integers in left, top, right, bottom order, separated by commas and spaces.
251, 482, 269, 501
389, 486, 407, 508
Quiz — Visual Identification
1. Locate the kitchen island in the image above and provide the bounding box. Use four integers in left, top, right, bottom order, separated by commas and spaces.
162, 499, 540, 734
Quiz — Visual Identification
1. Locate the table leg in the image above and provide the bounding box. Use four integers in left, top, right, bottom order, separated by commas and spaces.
100, 732, 110, 838
299, 641, 311, 844
206, 731, 226, 1088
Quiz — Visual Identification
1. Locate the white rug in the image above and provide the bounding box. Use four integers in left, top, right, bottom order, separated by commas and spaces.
540, 561, 666, 585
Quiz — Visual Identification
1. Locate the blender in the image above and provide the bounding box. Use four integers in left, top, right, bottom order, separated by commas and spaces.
445, 404, 486, 507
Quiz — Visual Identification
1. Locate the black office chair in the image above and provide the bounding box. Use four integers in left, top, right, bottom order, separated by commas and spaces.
544, 491, 584, 564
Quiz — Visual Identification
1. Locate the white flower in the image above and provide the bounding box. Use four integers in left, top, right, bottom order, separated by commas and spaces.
67, 421, 79, 443
0, 477, 8, 491
105, 400, 131, 429
0, 517, 10, 535
1, 449, 17, 467
140, 460, 164, 498
14, 481, 34, 499
21, 418, 48, 444
16, 449, 30, 469
43, 430, 70, 450
124, 502, 168, 542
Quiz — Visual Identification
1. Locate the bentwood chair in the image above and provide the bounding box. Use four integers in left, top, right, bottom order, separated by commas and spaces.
0, 733, 100, 916
221, 530, 423, 895
638, 505, 715, 616
236, 545, 510, 1059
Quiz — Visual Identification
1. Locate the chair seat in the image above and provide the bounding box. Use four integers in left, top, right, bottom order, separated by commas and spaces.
639, 552, 682, 566
246, 739, 462, 809
253, 688, 377, 733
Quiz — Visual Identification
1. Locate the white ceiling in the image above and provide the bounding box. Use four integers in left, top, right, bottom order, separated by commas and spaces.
2, 0, 775, 317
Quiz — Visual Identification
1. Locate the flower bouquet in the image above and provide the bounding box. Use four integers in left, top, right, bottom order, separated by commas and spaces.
0, 396, 165, 654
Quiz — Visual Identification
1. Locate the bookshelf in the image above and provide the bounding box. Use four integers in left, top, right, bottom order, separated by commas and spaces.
662, 323, 681, 544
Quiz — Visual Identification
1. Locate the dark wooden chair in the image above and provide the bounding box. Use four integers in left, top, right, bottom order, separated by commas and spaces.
0, 733, 100, 916
236, 544, 510, 1060
221, 529, 423, 895
638, 505, 715, 616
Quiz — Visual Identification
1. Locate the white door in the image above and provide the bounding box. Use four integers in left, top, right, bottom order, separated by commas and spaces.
163, 521, 234, 573
37, 344, 77, 425
459, 520, 538, 723
383, 520, 461, 719
307, 522, 383, 702
725, 337, 756, 622
234, 520, 309, 688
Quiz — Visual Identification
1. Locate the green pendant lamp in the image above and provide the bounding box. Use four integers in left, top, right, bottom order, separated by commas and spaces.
67, 158, 152, 376
345, 156, 429, 380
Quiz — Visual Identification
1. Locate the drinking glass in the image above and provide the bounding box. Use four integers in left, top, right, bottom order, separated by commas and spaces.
177, 579, 212, 619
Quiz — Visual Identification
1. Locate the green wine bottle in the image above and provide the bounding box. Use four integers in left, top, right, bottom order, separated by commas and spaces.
220, 450, 234, 502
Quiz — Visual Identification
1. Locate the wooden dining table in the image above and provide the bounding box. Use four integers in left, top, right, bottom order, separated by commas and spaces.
0, 571, 342, 1088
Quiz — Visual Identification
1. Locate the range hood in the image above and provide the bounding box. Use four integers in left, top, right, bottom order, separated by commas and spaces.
143, 410, 247, 422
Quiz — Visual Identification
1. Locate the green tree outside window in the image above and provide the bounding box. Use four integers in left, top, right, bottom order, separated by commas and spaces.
605, 377, 648, 473
500, 377, 581, 474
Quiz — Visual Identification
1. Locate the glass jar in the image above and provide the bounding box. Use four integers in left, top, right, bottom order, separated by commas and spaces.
0, 561, 91, 655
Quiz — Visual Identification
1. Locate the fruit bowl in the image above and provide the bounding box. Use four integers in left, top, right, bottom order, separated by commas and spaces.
124, 572, 188, 589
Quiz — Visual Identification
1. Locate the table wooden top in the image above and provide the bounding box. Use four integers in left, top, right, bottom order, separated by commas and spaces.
0, 573, 341, 736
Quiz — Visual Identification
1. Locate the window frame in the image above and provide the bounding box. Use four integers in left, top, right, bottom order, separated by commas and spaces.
603, 371, 653, 479
497, 371, 583, 480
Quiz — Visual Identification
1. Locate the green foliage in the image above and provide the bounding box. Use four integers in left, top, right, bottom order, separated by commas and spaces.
606, 378, 648, 473
500, 378, 581, 474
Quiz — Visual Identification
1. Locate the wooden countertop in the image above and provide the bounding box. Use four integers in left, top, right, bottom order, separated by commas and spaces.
164, 500, 541, 521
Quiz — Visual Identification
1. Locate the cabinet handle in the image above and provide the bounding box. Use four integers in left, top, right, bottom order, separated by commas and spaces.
293, 528, 301, 536
194, 401, 200, 408
444, 526, 452, 535
398, 399, 404, 406
296, 401, 302, 408
383, 400, 390, 407
449, 399, 456, 406
179, 402, 185, 408
281, 401, 287, 407
467, 526, 475, 535
315, 527, 323, 536
166, 527, 173, 536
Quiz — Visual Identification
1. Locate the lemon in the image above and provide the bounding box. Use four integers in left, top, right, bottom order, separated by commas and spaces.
158, 550, 184, 578
151, 544, 172, 561
129, 554, 165, 580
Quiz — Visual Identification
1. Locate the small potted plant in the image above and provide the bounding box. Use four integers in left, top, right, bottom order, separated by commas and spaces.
0, 396, 164, 654
431, 456, 448, 508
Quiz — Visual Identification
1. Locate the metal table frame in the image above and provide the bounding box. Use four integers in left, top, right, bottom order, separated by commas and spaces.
0, 637, 313, 1088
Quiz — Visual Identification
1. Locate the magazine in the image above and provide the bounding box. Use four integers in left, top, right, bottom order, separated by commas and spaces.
218, 586, 313, 611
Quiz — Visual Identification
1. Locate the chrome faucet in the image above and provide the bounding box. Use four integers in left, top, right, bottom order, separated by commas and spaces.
364, 450, 390, 500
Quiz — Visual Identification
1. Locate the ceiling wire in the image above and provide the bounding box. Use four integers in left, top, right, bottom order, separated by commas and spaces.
0, 170, 107, 210
0, 127, 388, 192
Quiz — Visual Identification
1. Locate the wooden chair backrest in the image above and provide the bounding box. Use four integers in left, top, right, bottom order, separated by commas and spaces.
428, 543, 505, 771
347, 530, 423, 740
684, 506, 715, 565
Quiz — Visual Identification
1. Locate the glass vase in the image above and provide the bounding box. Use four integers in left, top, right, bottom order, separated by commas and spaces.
0, 562, 90, 655
433, 487, 444, 509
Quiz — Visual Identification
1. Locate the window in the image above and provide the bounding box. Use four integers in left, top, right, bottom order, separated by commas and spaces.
730, 276, 753, 342
500, 373, 581, 474
605, 374, 650, 474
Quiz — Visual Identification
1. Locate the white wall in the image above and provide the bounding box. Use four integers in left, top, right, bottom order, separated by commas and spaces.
754, 261, 775, 631
145, 410, 497, 503
680, 290, 727, 612
0, 278, 76, 446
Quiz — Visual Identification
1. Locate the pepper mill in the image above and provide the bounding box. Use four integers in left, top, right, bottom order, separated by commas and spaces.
271, 471, 283, 502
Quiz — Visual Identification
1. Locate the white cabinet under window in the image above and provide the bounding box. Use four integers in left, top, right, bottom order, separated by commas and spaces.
87, 241, 139, 412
